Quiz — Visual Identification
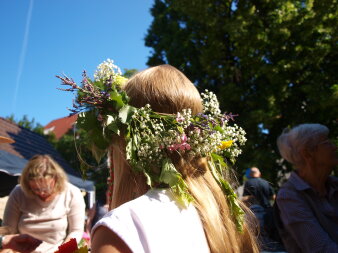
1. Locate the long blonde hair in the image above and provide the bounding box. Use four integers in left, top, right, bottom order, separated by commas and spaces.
111, 65, 259, 253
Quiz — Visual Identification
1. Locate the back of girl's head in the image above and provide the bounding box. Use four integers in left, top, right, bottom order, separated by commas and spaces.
123, 65, 203, 115
112, 65, 203, 207
20, 154, 68, 196
112, 65, 259, 252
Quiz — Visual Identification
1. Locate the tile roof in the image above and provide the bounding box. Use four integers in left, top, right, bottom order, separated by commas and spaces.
44, 114, 78, 139
0, 117, 94, 191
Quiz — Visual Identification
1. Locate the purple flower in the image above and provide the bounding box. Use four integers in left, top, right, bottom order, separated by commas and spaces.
223, 112, 238, 121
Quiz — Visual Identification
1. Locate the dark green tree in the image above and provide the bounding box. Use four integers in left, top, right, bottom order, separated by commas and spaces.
7, 114, 45, 135
123, 68, 139, 78
145, 0, 338, 184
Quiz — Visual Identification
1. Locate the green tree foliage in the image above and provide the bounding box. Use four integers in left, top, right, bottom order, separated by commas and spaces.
145, 0, 338, 184
123, 68, 139, 78
6, 114, 45, 135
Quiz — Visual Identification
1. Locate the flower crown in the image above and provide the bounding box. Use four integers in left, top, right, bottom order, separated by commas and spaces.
57, 59, 246, 231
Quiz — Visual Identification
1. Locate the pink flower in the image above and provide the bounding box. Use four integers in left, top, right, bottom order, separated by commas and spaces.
180, 143, 191, 150
166, 134, 191, 152
181, 134, 187, 142
167, 145, 176, 151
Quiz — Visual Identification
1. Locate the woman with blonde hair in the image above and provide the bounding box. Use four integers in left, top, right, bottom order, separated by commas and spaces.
59, 62, 259, 253
3, 154, 86, 253
0, 136, 42, 253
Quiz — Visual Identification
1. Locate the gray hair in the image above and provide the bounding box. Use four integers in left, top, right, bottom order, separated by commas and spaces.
277, 123, 329, 168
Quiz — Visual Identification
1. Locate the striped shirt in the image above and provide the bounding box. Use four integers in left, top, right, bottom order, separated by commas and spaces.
277, 172, 338, 253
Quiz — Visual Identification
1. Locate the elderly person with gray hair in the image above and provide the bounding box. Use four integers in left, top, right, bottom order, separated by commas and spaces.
276, 123, 338, 253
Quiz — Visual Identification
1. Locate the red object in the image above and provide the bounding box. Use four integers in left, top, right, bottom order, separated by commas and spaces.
57, 238, 78, 253
44, 114, 78, 139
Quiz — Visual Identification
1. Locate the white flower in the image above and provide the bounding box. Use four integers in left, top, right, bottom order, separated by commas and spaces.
94, 59, 122, 81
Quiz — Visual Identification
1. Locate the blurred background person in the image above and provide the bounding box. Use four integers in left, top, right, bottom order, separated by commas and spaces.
0, 136, 42, 253
276, 123, 338, 252
243, 167, 275, 209
243, 167, 283, 252
2, 154, 85, 253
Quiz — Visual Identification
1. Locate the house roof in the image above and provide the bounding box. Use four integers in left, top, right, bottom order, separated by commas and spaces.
44, 114, 78, 139
0, 117, 94, 192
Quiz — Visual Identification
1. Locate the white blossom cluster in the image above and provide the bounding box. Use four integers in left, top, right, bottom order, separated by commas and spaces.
129, 95, 247, 167
201, 90, 222, 116
220, 124, 247, 158
94, 58, 122, 82
132, 105, 165, 165
189, 129, 223, 156
176, 108, 192, 128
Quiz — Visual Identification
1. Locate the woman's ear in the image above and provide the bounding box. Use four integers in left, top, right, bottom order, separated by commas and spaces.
300, 147, 313, 161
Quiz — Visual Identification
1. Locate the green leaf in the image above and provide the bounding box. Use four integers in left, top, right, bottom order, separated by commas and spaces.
119, 105, 136, 124
160, 159, 193, 206
214, 125, 223, 132
208, 159, 244, 232
159, 159, 180, 186
109, 90, 125, 109
144, 171, 152, 186
106, 115, 120, 135
93, 79, 105, 90
77, 111, 98, 131
89, 143, 107, 164
211, 153, 227, 167
177, 126, 184, 133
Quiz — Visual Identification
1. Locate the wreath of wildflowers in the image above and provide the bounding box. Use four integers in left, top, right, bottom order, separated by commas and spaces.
57, 59, 247, 231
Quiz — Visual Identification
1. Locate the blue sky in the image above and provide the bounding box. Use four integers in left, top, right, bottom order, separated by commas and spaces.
0, 0, 153, 125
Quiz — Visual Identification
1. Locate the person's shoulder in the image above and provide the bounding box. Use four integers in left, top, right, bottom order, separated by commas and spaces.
12, 184, 22, 192
109, 189, 176, 217
256, 177, 269, 184
244, 178, 256, 185
9, 184, 24, 196
66, 182, 81, 191
112, 193, 153, 214
64, 182, 84, 197
7, 185, 28, 203
277, 182, 301, 202
92, 200, 146, 253
246, 177, 266, 186
93, 201, 138, 235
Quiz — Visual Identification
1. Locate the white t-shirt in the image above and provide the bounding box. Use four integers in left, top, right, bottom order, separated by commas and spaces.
93, 189, 210, 253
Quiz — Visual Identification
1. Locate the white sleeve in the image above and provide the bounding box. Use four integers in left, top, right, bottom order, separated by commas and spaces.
91, 209, 145, 253
65, 184, 86, 243
2, 186, 21, 234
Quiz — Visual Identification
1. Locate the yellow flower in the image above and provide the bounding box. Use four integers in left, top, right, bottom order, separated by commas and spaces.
114, 75, 128, 86
219, 140, 233, 150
